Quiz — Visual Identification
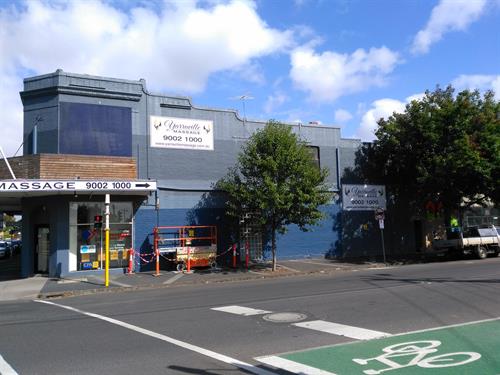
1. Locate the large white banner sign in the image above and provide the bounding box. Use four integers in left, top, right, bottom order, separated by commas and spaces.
150, 116, 214, 151
342, 184, 386, 211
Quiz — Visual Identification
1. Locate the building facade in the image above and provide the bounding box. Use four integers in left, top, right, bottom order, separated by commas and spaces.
0, 70, 419, 278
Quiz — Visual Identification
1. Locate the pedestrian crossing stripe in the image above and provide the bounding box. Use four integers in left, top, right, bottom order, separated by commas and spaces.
211, 305, 272, 316
293, 320, 388, 340
257, 356, 337, 375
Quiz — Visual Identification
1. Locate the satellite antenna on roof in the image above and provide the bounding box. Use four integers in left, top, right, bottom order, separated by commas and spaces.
230, 94, 254, 125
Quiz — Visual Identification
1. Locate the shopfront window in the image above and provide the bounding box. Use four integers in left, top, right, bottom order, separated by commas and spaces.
69, 202, 132, 271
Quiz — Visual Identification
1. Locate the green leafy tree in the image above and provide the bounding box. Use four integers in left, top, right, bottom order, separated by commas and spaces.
216, 120, 331, 271
356, 86, 499, 221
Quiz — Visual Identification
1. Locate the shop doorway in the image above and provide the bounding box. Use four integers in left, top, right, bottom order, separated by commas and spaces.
35, 225, 50, 273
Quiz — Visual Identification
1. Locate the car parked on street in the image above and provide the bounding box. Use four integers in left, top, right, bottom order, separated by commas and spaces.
0, 241, 10, 259
10, 240, 21, 255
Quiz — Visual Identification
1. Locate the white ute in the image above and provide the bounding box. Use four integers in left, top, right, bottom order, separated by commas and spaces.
432, 225, 500, 259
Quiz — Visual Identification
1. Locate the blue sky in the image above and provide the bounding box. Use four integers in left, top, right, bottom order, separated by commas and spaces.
0, 0, 499, 156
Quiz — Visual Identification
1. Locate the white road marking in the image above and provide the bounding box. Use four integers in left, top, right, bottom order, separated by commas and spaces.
293, 320, 389, 340
288, 260, 347, 267
395, 315, 500, 337
34, 300, 275, 375
108, 279, 133, 288
256, 356, 336, 375
87, 276, 132, 288
163, 273, 184, 284
57, 278, 88, 284
0, 354, 19, 375
276, 264, 300, 272
211, 305, 272, 316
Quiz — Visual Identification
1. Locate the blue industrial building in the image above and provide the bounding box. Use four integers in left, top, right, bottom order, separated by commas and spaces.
0, 70, 409, 278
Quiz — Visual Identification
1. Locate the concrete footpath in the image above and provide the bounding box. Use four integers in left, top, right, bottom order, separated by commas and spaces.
0, 258, 388, 301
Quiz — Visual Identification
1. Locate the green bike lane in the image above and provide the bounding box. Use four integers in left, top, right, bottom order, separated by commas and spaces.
257, 318, 500, 374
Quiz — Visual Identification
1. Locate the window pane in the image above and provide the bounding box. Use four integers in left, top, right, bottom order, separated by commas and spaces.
60, 102, 132, 156
307, 146, 320, 169
69, 202, 133, 271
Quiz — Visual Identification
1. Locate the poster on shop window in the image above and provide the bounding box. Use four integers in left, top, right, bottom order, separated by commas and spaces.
150, 116, 214, 151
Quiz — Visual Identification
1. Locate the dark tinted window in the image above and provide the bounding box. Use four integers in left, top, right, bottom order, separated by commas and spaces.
307, 146, 320, 169
60, 102, 131, 156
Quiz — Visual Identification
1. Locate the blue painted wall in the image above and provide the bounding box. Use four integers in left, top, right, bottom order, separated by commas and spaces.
134, 194, 342, 270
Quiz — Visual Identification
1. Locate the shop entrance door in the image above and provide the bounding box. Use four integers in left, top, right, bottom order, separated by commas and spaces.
35, 226, 50, 273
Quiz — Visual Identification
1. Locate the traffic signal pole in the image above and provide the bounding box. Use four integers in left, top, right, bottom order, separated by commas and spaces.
104, 194, 110, 287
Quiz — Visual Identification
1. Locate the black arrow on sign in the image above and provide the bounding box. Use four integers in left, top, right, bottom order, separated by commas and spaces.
135, 183, 150, 188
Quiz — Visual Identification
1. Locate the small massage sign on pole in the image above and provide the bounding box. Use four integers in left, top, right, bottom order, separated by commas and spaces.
150, 116, 214, 151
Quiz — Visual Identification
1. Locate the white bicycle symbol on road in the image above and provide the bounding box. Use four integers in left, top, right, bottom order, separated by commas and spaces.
352, 340, 481, 374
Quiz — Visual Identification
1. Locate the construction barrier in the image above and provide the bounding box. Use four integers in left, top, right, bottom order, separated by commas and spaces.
127, 249, 134, 274
133, 227, 249, 274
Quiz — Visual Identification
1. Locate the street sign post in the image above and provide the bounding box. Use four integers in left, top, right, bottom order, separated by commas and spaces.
375, 208, 387, 265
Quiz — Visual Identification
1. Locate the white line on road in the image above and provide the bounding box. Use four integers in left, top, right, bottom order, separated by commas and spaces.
57, 278, 88, 284
163, 273, 184, 285
256, 356, 336, 375
292, 320, 389, 340
288, 260, 346, 267
34, 300, 275, 375
0, 354, 19, 375
211, 305, 272, 316
108, 279, 133, 288
87, 277, 132, 288
276, 264, 300, 272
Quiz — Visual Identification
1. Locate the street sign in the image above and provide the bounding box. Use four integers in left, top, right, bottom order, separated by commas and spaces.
379, 219, 385, 229
375, 208, 385, 220
0, 180, 157, 192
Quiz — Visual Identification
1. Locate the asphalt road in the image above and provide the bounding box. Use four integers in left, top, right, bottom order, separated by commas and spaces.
1, 257, 500, 374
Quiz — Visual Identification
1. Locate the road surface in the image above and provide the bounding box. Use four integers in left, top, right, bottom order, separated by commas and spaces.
1, 257, 500, 374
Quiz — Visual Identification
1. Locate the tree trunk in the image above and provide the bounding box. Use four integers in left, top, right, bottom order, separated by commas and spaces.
271, 224, 277, 272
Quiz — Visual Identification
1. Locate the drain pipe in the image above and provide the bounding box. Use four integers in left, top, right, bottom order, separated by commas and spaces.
0, 146, 16, 179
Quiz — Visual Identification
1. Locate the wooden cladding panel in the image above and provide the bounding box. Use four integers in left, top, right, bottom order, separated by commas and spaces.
0, 155, 39, 179
0, 154, 137, 179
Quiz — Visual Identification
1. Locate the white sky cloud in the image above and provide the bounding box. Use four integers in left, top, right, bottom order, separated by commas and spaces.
411, 0, 487, 55
452, 74, 500, 99
290, 46, 400, 103
334, 109, 353, 123
0, 0, 292, 155
264, 92, 289, 114
356, 93, 423, 141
